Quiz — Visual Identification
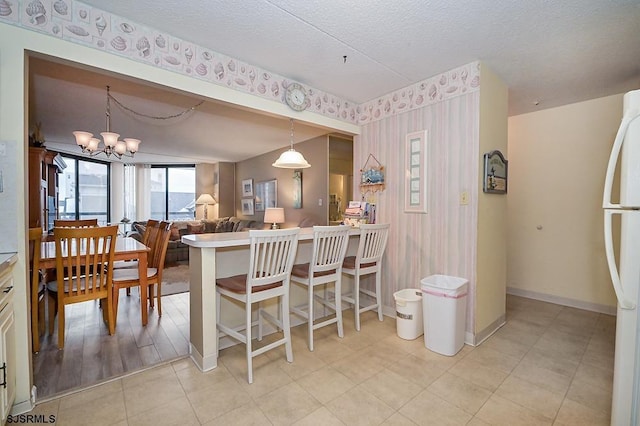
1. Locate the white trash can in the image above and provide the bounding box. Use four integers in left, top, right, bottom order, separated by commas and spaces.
393, 289, 424, 340
420, 275, 468, 356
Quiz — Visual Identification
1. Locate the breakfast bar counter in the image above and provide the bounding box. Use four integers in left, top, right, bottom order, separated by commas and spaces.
182, 227, 360, 371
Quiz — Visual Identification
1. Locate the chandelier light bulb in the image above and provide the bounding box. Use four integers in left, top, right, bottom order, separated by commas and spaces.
87, 138, 100, 152
73, 131, 93, 148
100, 132, 120, 148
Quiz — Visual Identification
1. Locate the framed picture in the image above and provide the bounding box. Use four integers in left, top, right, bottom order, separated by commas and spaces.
241, 198, 255, 215
483, 150, 508, 193
255, 179, 277, 212
293, 170, 302, 209
242, 178, 253, 197
404, 130, 428, 213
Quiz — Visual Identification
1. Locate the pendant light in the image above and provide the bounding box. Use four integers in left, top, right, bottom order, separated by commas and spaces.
272, 118, 311, 169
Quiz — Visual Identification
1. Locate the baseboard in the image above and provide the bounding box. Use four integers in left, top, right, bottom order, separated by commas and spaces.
507, 287, 617, 316
190, 344, 217, 372
472, 314, 506, 346
10, 396, 35, 416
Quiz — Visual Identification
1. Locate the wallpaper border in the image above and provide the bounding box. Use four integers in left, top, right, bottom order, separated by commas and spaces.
0, 0, 480, 126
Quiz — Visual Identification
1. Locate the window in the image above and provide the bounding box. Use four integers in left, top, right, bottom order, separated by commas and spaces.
59, 155, 110, 224
150, 165, 195, 220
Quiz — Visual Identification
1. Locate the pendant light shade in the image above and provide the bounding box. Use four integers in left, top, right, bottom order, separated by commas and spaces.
273, 119, 311, 169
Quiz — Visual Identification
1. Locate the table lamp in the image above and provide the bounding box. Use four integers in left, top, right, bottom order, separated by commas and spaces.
264, 207, 285, 229
195, 193, 216, 219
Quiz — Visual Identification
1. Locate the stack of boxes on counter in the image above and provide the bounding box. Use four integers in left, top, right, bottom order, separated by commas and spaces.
342, 201, 376, 227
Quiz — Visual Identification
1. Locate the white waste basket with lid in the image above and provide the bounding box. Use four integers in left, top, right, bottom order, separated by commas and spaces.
393, 289, 423, 340
420, 275, 468, 356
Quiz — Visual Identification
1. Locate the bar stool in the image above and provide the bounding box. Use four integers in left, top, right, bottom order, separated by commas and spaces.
342, 223, 390, 331
290, 225, 351, 351
216, 228, 300, 383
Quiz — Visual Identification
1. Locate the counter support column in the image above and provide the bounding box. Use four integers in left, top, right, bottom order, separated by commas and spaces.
189, 246, 218, 371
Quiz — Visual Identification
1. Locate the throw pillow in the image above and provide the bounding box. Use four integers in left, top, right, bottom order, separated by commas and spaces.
132, 222, 146, 235
215, 219, 228, 233
202, 219, 218, 233
169, 225, 181, 241
187, 223, 204, 234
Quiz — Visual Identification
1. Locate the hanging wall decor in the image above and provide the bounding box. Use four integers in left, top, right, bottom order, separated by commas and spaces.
483, 150, 508, 194
293, 170, 302, 208
404, 130, 428, 213
242, 178, 254, 197
360, 153, 385, 194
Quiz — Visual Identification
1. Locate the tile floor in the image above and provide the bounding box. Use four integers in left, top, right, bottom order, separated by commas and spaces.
25, 295, 615, 425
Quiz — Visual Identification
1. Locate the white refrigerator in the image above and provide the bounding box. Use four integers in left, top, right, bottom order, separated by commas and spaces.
604, 88, 640, 425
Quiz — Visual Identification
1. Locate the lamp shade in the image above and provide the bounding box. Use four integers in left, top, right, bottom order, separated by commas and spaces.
264, 207, 285, 225
272, 149, 311, 169
195, 193, 216, 205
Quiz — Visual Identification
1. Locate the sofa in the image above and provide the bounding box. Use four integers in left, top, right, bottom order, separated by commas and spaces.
129, 217, 264, 265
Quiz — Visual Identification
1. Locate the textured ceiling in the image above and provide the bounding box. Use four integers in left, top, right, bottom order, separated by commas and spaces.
29, 0, 640, 164
79, 0, 640, 115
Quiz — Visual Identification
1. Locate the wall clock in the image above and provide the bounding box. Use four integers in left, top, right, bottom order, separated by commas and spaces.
285, 82, 308, 111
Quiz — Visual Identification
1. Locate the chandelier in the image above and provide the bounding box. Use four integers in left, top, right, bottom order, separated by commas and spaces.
272, 118, 311, 169
73, 86, 141, 159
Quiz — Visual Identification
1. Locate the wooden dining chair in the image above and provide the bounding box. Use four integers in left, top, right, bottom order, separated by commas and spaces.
216, 228, 300, 383
111, 221, 172, 324
53, 218, 98, 227
290, 225, 351, 351
342, 223, 390, 331
113, 219, 161, 271
47, 225, 118, 349
46, 218, 101, 329
28, 227, 46, 353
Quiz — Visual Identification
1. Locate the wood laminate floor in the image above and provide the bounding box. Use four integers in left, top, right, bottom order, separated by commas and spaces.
32, 289, 190, 400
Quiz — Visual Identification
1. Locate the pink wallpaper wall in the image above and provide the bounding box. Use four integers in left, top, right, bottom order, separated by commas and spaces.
355, 91, 480, 334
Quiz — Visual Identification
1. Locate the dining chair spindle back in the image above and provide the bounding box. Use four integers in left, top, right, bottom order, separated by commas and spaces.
48, 225, 118, 349
111, 221, 172, 324
53, 218, 99, 228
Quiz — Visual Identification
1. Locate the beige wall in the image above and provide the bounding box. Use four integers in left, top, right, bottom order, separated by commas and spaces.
216, 162, 236, 218
195, 163, 216, 219
507, 94, 622, 312
197, 162, 236, 219
235, 136, 329, 227
475, 64, 508, 339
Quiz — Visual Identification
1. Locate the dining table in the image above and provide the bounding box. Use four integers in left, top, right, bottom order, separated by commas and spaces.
39, 236, 152, 326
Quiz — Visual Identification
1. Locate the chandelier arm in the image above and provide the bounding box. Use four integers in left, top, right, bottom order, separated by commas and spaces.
108, 93, 205, 121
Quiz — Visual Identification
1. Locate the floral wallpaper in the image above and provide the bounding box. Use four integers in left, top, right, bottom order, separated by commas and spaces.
0, 0, 480, 126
